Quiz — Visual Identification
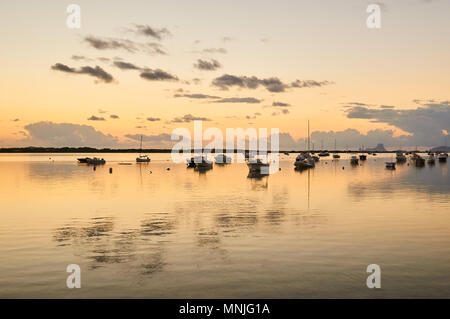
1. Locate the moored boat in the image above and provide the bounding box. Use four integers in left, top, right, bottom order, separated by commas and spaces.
77, 157, 90, 163
247, 158, 270, 175
214, 154, 232, 164
438, 153, 448, 162
86, 157, 106, 165
396, 152, 407, 163
350, 156, 359, 165
294, 154, 315, 170
359, 154, 367, 160
386, 162, 396, 169
426, 154, 436, 164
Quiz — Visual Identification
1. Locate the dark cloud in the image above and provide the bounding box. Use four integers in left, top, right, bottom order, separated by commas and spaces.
171, 114, 211, 123
110, 114, 119, 119
214, 97, 261, 104
132, 24, 171, 40
140, 69, 178, 81
113, 61, 142, 70
147, 117, 161, 122
272, 102, 290, 107
51, 63, 114, 83
193, 59, 222, 71
212, 74, 332, 93
291, 79, 334, 88
174, 93, 220, 99
87, 115, 106, 121
380, 105, 395, 109
345, 101, 450, 146
83, 36, 167, 55
23, 122, 118, 147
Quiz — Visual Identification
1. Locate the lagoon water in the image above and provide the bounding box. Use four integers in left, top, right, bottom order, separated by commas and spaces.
0, 153, 449, 298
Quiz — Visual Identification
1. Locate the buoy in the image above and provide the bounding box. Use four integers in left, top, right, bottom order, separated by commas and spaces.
93, 166, 96, 171
167, 168, 170, 171
342, 166, 345, 170
109, 168, 113, 174
149, 171, 152, 174
279, 168, 281, 171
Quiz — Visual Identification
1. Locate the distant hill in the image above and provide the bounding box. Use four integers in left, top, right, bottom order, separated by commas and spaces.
430, 146, 450, 152
365, 143, 387, 152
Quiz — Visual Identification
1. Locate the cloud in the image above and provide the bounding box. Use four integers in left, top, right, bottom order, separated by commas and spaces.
51, 63, 114, 83
131, 24, 171, 40
212, 74, 332, 93
213, 97, 261, 104
201, 48, 227, 54
87, 115, 106, 121
113, 61, 142, 70
23, 122, 118, 147
140, 69, 178, 81
83, 36, 167, 55
174, 93, 220, 99
193, 59, 222, 71
291, 80, 334, 88
147, 117, 161, 121
345, 101, 450, 146
71, 55, 93, 62
272, 102, 290, 107
110, 114, 119, 119
171, 114, 211, 123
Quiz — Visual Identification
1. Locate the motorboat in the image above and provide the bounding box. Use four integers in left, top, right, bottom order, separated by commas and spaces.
214, 154, 232, 164
332, 154, 341, 159
386, 162, 396, 169
86, 157, 106, 165
294, 154, 315, 170
438, 153, 448, 162
350, 156, 359, 165
415, 155, 425, 167
136, 155, 151, 163
426, 154, 436, 164
396, 152, 407, 163
359, 154, 367, 160
77, 157, 90, 163
194, 156, 213, 171
247, 158, 270, 175
318, 152, 330, 157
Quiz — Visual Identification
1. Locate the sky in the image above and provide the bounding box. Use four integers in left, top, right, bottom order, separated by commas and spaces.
0, 0, 449, 149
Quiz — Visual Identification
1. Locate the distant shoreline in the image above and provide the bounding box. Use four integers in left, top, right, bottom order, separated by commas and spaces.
1, 147, 446, 154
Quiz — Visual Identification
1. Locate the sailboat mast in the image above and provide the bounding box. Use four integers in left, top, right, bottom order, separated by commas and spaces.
307, 120, 310, 152
140, 135, 143, 154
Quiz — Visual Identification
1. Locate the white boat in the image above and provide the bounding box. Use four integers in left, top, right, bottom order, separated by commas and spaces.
214, 154, 232, 164
396, 152, 407, 163
350, 156, 359, 165
136, 135, 151, 163
386, 162, 396, 169
438, 153, 448, 162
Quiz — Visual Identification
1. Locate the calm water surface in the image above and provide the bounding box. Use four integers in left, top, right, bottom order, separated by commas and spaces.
0, 153, 449, 298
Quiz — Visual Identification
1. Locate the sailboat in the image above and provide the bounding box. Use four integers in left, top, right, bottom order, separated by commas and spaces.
332, 139, 340, 159
136, 135, 151, 163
